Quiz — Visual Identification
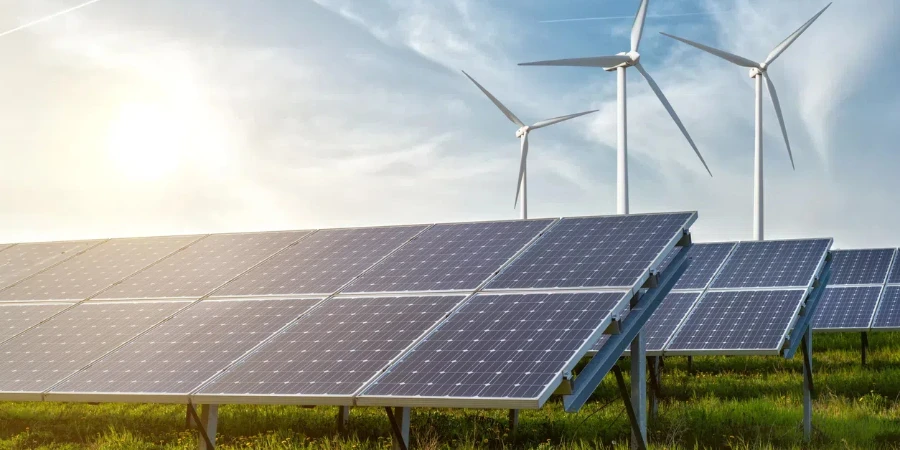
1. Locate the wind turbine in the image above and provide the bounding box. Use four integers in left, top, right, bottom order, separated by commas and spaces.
661, 3, 831, 240
519, 0, 712, 215
462, 71, 598, 220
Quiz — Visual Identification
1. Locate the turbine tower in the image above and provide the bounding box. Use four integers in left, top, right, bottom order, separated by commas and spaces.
462, 71, 598, 220
519, 0, 712, 215
661, 3, 831, 240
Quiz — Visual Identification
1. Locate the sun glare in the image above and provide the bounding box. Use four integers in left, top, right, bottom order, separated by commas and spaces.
107, 102, 186, 181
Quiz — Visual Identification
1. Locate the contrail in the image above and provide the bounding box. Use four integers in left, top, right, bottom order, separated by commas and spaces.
541, 11, 724, 24
0, 0, 107, 39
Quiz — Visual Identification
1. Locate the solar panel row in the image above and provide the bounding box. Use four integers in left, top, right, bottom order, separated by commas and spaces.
811, 248, 900, 331
0, 212, 696, 409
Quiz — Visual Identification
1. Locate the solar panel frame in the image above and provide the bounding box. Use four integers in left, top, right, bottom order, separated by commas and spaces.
482, 212, 697, 294
355, 290, 631, 409
812, 286, 883, 332
871, 285, 900, 331
826, 248, 895, 286
709, 238, 832, 290
886, 249, 900, 285
869, 249, 900, 330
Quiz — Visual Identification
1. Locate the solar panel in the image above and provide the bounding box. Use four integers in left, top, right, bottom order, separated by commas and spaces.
49, 298, 322, 398
358, 292, 626, 406
812, 287, 882, 331
828, 249, 894, 286
212, 226, 425, 297
0, 236, 200, 302
887, 255, 900, 285
658, 243, 735, 290
0, 301, 186, 395
341, 220, 553, 293
0, 303, 73, 342
0, 240, 102, 291
872, 286, 900, 329
485, 213, 693, 290
665, 290, 806, 353
0, 244, 10, 252
195, 295, 464, 401
95, 232, 309, 300
710, 239, 830, 289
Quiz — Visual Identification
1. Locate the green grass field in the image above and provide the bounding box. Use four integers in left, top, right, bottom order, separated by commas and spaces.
0, 333, 897, 449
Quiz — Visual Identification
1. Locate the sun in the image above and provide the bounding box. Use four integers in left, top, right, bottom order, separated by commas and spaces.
107, 102, 186, 181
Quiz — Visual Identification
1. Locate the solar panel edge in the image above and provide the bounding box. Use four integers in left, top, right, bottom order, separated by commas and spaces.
189, 294, 471, 405
868, 249, 900, 330
774, 244, 832, 346
0, 239, 109, 296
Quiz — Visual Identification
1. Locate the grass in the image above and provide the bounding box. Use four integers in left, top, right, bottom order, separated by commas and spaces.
0, 333, 898, 449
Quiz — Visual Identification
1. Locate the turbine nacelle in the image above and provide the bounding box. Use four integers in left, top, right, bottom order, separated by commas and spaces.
515, 127, 530, 138
603, 51, 640, 72
749, 67, 766, 78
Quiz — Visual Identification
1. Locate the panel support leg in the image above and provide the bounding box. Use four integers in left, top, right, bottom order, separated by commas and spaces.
801, 327, 814, 442
861, 332, 868, 366
188, 403, 217, 450
687, 356, 693, 373
647, 356, 660, 421
337, 406, 350, 434
186, 405, 196, 429
508, 409, 519, 433
613, 365, 647, 450
386, 407, 410, 450
630, 333, 647, 449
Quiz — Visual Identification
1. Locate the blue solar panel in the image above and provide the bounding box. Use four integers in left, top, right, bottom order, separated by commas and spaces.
196, 296, 464, 398
710, 239, 830, 289
658, 243, 735, 290
888, 254, 900, 285
591, 292, 699, 353
828, 249, 894, 286
666, 290, 805, 353
360, 291, 626, 402
812, 287, 881, 331
485, 213, 693, 290
872, 286, 900, 329
342, 220, 552, 293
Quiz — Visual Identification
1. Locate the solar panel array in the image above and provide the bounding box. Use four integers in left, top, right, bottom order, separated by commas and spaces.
0, 212, 695, 409
0, 240, 102, 292
604, 239, 831, 356
811, 249, 898, 332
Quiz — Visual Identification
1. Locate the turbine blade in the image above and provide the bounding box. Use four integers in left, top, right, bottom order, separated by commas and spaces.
635, 63, 713, 177
514, 134, 529, 208
518, 55, 632, 68
660, 32, 760, 68
530, 110, 599, 130
631, 0, 649, 52
461, 70, 525, 127
764, 74, 795, 170
764, 3, 831, 66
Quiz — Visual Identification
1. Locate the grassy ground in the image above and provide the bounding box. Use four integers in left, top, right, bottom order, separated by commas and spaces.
0, 333, 897, 449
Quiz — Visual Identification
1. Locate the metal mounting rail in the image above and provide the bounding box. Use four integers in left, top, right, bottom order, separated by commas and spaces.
783, 256, 832, 359
562, 237, 692, 412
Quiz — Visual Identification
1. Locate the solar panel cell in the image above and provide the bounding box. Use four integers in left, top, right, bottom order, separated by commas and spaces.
0, 240, 102, 291
812, 287, 881, 330
872, 286, 900, 329
51, 299, 321, 396
658, 243, 735, 290
213, 226, 425, 297
360, 292, 626, 402
0, 236, 200, 302
96, 232, 308, 300
711, 240, 830, 289
828, 249, 894, 286
486, 213, 693, 290
342, 220, 552, 293
666, 290, 805, 353
0, 301, 186, 394
0, 303, 72, 342
197, 295, 463, 399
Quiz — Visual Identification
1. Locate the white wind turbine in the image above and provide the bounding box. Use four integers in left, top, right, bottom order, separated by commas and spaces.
462, 71, 598, 220
519, 0, 712, 215
661, 3, 831, 240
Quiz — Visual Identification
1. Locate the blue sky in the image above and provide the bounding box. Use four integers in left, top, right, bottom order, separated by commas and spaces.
0, 0, 898, 248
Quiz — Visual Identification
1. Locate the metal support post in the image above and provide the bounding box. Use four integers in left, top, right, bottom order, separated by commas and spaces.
613, 365, 647, 450
386, 407, 410, 450
801, 327, 814, 442
861, 332, 868, 366
337, 406, 350, 434
631, 333, 647, 449
187, 403, 217, 450
508, 409, 519, 433
186, 405, 196, 429
687, 356, 693, 373
647, 356, 660, 420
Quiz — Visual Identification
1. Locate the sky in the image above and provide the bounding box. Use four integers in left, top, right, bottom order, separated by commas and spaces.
0, 0, 898, 248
